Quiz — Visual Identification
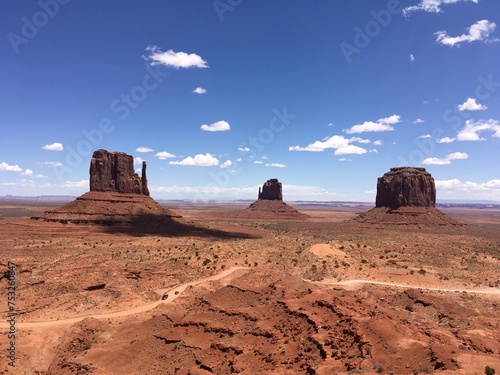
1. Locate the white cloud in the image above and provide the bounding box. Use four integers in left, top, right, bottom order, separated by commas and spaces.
220, 160, 232, 169
193, 87, 207, 94
370, 148, 379, 153
413, 118, 424, 124
200, 120, 230, 132
334, 145, 368, 155
169, 153, 219, 167
265, 163, 286, 168
238, 147, 250, 152
344, 114, 400, 134
134, 157, 144, 166
145, 45, 208, 68
338, 158, 352, 162
422, 152, 468, 165
404, 0, 479, 15
418, 134, 432, 139
261, 156, 269, 160
456, 119, 500, 141
41, 161, 62, 167
0, 162, 22, 172
458, 98, 487, 111
22, 169, 33, 176
253, 160, 263, 164
435, 20, 497, 47
42, 142, 64, 151
437, 137, 455, 143
34, 174, 47, 178
436, 178, 500, 200
373, 140, 383, 146
136, 147, 154, 153
328, 123, 334, 127
63, 180, 89, 188
349, 136, 371, 144
155, 151, 176, 159
410, 54, 415, 62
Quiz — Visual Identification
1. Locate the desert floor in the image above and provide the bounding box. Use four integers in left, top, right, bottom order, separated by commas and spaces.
0, 202, 499, 374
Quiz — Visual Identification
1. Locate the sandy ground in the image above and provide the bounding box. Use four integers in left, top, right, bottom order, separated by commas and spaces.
0, 202, 499, 374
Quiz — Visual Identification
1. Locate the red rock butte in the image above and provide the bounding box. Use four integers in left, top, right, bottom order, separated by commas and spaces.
243, 178, 309, 220
32, 150, 185, 231
354, 167, 463, 227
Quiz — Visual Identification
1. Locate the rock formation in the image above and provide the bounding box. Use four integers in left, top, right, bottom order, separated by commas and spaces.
354, 167, 462, 227
258, 178, 283, 201
237, 178, 308, 220
375, 167, 435, 209
33, 149, 186, 232
90, 149, 149, 196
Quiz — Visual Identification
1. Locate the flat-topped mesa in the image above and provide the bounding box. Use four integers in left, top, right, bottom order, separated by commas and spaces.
375, 167, 435, 209
258, 178, 283, 201
90, 149, 149, 196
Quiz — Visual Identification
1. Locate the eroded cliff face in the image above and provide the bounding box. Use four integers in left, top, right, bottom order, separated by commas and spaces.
258, 178, 283, 201
89, 149, 149, 196
375, 167, 436, 209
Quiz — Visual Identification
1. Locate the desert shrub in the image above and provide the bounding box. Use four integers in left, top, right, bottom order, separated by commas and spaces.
485, 365, 496, 375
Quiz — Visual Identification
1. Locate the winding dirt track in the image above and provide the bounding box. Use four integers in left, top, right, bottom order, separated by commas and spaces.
2, 268, 498, 329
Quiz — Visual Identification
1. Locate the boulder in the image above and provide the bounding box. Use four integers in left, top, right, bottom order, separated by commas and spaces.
375, 167, 435, 209
89, 149, 149, 196
258, 178, 283, 201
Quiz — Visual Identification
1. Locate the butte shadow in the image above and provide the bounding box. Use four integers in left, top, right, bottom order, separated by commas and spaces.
353, 167, 464, 227
32, 149, 258, 239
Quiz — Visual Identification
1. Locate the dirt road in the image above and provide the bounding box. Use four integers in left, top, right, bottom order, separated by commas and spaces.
2, 268, 498, 329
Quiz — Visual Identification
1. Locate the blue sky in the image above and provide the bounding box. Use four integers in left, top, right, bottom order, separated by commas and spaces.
1, 0, 499, 201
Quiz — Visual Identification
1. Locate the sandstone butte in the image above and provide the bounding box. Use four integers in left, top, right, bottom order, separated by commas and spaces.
354, 167, 463, 226
32, 149, 184, 231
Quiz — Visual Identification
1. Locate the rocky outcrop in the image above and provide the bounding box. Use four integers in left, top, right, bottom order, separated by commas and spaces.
354, 167, 462, 227
90, 149, 149, 196
375, 167, 435, 209
258, 178, 283, 201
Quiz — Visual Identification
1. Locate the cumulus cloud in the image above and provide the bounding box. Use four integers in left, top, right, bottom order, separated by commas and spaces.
253, 160, 263, 164
265, 163, 286, 168
200, 120, 230, 132
145, 45, 208, 68
238, 147, 250, 152
437, 137, 455, 143
169, 153, 219, 167
404, 0, 479, 15
338, 158, 352, 162
410, 54, 415, 62
220, 160, 232, 169
413, 118, 424, 124
22, 169, 33, 176
136, 147, 154, 153
193, 87, 207, 94
334, 145, 367, 155
349, 137, 371, 144
0, 162, 22, 172
458, 98, 487, 111
418, 134, 432, 139
344, 115, 400, 134
456, 119, 500, 141
373, 140, 383, 146
422, 152, 468, 165
155, 151, 176, 159
134, 157, 144, 166
436, 178, 500, 200
435, 20, 497, 47
42, 142, 63, 151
